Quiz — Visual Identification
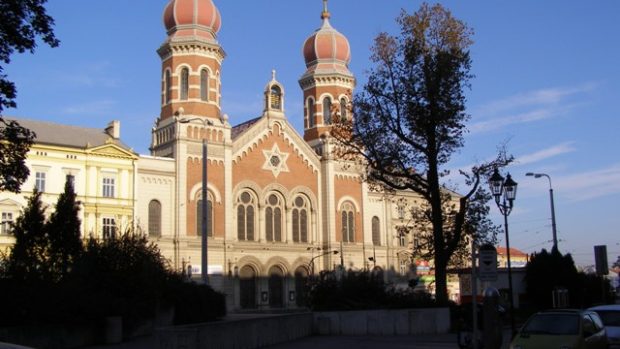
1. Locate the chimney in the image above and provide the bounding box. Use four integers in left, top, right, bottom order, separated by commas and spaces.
105, 120, 120, 139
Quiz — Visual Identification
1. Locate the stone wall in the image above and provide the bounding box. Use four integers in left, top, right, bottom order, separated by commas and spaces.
157, 313, 313, 349
313, 308, 450, 336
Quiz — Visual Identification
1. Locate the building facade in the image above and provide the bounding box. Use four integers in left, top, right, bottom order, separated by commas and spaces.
1, 0, 455, 310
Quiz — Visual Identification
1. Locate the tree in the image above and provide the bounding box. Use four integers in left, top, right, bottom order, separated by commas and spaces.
525, 248, 613, 309
411, 187, 501, 269
47, 177, 83, 279
331, 3, 510, 304
4, 189, 49, 280
0, 0, 58, 193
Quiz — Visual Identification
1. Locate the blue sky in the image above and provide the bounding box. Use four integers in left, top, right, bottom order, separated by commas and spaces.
4, 0, 620, 267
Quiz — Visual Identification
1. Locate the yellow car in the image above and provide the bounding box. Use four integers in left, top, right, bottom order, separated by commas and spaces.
510, 309, 607, 349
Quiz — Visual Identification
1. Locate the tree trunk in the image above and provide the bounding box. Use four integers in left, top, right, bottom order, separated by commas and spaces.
434, 254, 449, 305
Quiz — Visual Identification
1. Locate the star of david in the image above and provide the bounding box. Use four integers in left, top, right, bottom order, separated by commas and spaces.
262, 144, 290, 178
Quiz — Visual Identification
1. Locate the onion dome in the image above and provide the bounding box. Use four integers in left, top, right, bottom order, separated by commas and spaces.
163, 0, 221, 40
302, 0, 351, 72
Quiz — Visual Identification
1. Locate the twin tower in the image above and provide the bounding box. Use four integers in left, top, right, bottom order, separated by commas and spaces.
152, 0, 355, 151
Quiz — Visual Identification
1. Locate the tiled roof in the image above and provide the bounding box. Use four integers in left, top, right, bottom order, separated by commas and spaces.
3, 117, 132, 151
497, 247, 528, 257
231, 116, 261, 140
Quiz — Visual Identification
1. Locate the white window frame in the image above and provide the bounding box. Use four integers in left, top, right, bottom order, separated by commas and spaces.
35, 171, 46, 192
102, 217, 116, 239
102, 177, 115, 198
1, 212, 14, 235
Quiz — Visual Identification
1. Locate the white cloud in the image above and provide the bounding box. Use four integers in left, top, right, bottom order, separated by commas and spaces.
469, 83, 596, 134
556, 164, 620, 202
514, 142, 577, 166
473, 83, 597, 116
62, 100, 117, 115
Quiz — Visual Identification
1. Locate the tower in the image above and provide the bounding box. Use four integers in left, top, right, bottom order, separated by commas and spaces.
152, 0, 226, 157
299, 0, 355, 149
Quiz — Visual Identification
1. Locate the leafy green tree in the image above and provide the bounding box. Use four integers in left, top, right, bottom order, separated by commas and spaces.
47, 177, 83, 278
5, 189, 49, 280
0, 118, 35, 193
331, 3, 510, 304
0, 0, 58, 192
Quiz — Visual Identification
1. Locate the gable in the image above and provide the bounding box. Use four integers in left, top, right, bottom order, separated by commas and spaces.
232, 117, 320, 173
88, 142, 138, 160
232, 118, 321, 193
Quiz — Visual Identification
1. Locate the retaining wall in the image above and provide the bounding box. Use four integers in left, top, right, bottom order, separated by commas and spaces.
313, 308, 450, 336
157, 313, 313, 349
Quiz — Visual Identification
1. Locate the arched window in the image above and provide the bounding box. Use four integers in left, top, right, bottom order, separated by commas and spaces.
323, 97, 332, 125
268, 266, 284, 308
340, 98, 348, 120
165, 70, 172, 104
180, 68, 189, 100
307, 99, 316, 128
237, 191, 255, 241
265, 194, 283, 242
148, 200, 162, 237
200, 69, 209, 101
292, 196, 309, 243
294, 266, 309, 306
341, 201, 355, 243
239, 265, 257, 309
270, 85, 282, 110
196, 195, 213, 237
372, 216, 380, 246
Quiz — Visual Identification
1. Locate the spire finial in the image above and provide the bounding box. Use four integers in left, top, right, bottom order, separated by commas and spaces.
321, 0, 331, 20
271, 69, 276, 81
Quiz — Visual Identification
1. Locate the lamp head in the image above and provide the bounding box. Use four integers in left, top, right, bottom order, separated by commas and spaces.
489, 168, 505, 198
504, 173, 518, 204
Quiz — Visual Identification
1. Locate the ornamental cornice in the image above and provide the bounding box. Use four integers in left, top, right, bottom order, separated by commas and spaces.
157, 42, 225, 62
298, 73, 356, 90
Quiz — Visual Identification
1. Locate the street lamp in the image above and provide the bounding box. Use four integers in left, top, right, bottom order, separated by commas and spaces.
309, 250, 339, 275
489, 168, 518, 335
178, 116, 214, 285
526, 172, 558, 250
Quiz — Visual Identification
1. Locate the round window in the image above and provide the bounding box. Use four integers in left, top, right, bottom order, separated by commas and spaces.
268, 194, 278, 205
295, 197, 304, 207
270, 155, 280, 167
241, 192, 251, 204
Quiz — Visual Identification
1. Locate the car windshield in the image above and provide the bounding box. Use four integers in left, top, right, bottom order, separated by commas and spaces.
522, 313, 579, 335
595, 311, 620, 327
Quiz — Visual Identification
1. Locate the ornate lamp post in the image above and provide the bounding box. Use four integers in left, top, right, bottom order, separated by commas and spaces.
178, 117, 214, 285
489, 168, 518, 335
526, 172, 558, 250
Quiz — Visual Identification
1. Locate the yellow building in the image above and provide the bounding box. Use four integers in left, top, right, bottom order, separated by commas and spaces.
0, 118, 138, 250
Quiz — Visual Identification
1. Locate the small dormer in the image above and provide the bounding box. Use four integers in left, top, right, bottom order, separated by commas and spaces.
264, 70, 285, 117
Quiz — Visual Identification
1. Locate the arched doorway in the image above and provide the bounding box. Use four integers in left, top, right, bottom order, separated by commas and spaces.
294, 266, 309, 307
268, 266, 284, 308
239, 265, 257, 309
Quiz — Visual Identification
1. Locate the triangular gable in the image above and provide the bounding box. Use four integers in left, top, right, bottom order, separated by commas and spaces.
0, 198, 22, 209
232, 116, 321, 174
88, 142, 138, 160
